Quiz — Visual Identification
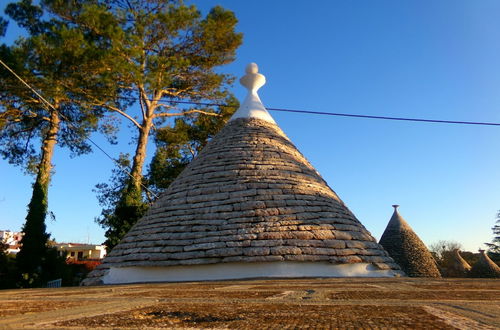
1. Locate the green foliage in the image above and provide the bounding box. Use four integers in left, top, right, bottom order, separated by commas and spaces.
15, 181, 50, 286
0, 243, 18, 289
485, 210, 500, 254
13, 180, 69, 288
0, 255, 18, 289
1, 1, 120, 173
0, 17, 7, 37
5, 0, 48, 35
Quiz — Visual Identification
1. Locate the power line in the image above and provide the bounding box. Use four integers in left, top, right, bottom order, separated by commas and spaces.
3, 83, 500, 127
0, 60, 57, 112
165, 100, 500, 127
266, 107, 500, 127
0, 59, 159, 199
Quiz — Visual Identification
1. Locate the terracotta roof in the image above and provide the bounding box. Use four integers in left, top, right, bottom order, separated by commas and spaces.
469, 250, 500, 278
379, 205, 441, 277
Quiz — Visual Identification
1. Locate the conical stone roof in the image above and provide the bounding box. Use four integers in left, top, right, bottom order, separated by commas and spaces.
84, 64, 402, 285
450, 249, 471, 275
379, 205, 441, 277
469, 250, 500, 278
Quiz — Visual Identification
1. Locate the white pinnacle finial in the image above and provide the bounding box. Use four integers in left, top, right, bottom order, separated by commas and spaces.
246, 62, 258, 74
229, 62, 276, 123
240, 63, 266, 92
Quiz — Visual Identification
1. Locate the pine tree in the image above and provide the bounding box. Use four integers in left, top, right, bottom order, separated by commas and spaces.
1, 0, 119, 285
486, 210, 500, 254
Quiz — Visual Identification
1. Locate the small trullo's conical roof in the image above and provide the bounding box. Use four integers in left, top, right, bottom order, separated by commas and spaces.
469, 250, 500, 278
379, 205, 441, 277
84, 63, 402, 285
451, 249, 471, 273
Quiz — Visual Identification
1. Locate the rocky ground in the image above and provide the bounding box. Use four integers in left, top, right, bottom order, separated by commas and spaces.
0, 277, 498, 329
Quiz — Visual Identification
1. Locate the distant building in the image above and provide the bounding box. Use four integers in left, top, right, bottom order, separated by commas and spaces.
0, 230, 24, 255
1, 230, 106, 262
54, 243, 107, 261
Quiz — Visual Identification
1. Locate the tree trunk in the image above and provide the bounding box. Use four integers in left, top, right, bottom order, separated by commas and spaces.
37, 109, 60, 188
129, 116, 153, 194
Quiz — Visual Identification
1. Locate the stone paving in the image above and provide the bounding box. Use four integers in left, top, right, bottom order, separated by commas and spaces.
0, 278, 498, 329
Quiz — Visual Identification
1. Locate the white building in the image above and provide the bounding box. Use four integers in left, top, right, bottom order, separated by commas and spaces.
54, 243, 107, 261
0, 230, 23, 255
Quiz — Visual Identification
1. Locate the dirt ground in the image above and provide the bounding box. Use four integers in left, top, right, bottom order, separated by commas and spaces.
0, 277, 498, 329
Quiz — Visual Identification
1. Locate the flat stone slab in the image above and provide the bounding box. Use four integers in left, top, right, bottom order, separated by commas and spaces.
0, 278, 498, 329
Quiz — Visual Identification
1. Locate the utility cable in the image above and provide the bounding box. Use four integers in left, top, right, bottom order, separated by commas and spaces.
266, 107, 500, 127
170, 100, 500, 127
2, 84, 500, 127
0, 59, 159, 199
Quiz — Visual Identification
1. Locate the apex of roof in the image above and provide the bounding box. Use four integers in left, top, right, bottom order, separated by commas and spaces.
469, 250, 500, 278
385, 205, 412, 232
452, 249, 471, 272
379, 205, 441, 277
230, 63, 276, 124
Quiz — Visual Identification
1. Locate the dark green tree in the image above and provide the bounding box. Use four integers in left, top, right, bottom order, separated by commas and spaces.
0, 242, 18, 289
486, 210, 500, 254
1, 0, 119, 285
15, 182, 50, 286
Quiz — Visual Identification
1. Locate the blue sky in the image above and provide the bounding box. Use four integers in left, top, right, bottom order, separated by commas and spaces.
1, 1, 499, 251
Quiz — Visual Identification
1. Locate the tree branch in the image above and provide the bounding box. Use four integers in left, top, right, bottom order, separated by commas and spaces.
138, 94, 147, 122
101, 103, 142, 129
154, 109, 221, 118
158, 86, 194, 98
78, 91, 141, 129
154, 103, 174, 109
